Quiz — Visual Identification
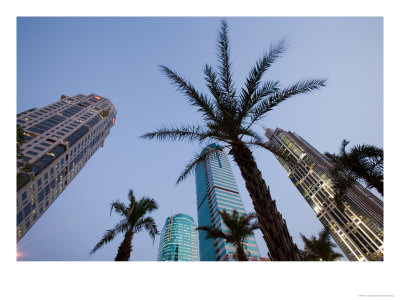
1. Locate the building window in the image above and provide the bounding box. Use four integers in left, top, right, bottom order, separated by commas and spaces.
38, 190, 44, 203
23, 203, 31, 217
41, 142, 51, 147
17, 211, 23, 226
26, 150, 38, 156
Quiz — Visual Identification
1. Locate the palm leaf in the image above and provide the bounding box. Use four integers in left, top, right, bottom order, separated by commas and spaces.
140, 124, 206, 143
160, 65, 217, 122
90, 219, 129, 255
238, 39, 287, 120
249, 78, 327, 126
217, 20, 235, 101
134, 216, 159, 243
196, 225, 227, 240
176, 145, 223, 184
110, 199, 128, 217
204, 64, 222, 103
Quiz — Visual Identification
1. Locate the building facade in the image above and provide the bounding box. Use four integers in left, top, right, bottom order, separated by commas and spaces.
17, 93, 116, 242
195, 144, 261, 261
157, 213, 198, 261
265, 128, 383, 261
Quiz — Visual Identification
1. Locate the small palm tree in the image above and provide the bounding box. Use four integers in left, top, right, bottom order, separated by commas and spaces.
300, 227, 343, 261
90, 189, 159, 261
142, 20, 326, 260
196, 209, 259, 261
325, 140, 383, 208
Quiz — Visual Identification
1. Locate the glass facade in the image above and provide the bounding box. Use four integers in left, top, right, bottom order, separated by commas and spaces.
16, 93, 117, 242
157, 213, 198, 261
265, 128, 384, 261
195, 144, 261, 261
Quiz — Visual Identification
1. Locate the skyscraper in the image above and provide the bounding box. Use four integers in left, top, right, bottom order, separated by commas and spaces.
265, 128, 383, 261
157, 213, 198, 261
16, 93, 116, 242
195, 144, 261, 261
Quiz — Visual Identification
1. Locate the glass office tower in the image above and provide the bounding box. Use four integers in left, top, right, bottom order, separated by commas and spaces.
157, 213, 198, 261
195, 144, 261, 261
16, 93, 116, 242
265, 128, 383, 261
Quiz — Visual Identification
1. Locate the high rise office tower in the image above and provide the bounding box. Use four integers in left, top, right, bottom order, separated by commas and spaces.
195, 144, 261, 261
157, 213, 198, 261
16, 93, 116, 242
265, 128, 383, 261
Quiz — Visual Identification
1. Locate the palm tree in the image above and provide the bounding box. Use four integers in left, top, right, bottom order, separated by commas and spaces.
300, 227, 343, 261
196, 209, 259, 261
142, 20, 326, 260
90, 189, 159, 261
325, 140, 383, 208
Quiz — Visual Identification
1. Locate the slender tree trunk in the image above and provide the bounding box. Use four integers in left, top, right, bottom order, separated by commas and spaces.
115, 229, 134, 261
236, 243, 248, 261
230, 140, 303, 261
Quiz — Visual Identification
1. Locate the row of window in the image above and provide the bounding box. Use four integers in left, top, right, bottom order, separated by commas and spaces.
27, 114, 67, 135
17, 103, 115, 240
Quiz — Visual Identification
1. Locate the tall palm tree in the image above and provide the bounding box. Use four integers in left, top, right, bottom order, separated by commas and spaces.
142, 20, 326, 260
325, 140, 383, 208
90, 189, 159, 261
196, 209, 259, 261
300, 227, 343, 261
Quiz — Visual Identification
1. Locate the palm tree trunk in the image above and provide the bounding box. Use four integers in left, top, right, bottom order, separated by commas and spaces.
230, 140, 303, 261
236, 243, 248, 261
115, 229, 134, 261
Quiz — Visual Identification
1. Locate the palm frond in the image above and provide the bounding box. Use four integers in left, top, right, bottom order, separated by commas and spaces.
237, 127, 264, 142
196, 225, 227, 240
340, 139, 350, 156
300, 227, 342, 261
176, 146, 223, 184
204, 64, 222, 103
244, 39, 287, 96
238, 39, 287, 118
249, 78, 327, 126
326, 139, 384, 199
351, 144, 383, 164
140, 124, 207, 143
110, 199, 128, 217
160, 65, 217, 121
238, 80, 281, 126
134, 216, 159, 243
246, 139, 299, 168
197, 128, 229, 144
90, 219, 129, 255
217, 20, 235, 101
138, 197, 159, 213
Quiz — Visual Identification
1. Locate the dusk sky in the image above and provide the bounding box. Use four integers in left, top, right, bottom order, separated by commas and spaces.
16, 17, 383, 262
6, 8, 398, 299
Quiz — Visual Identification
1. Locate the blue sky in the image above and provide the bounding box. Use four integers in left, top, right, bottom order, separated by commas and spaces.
16, 17, 384, 262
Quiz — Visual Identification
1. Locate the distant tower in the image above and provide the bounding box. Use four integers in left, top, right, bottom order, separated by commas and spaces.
17, 93, 117, 241
265, 128, 383, 261
195, 144, 261, 261
157, 213, 198, 261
